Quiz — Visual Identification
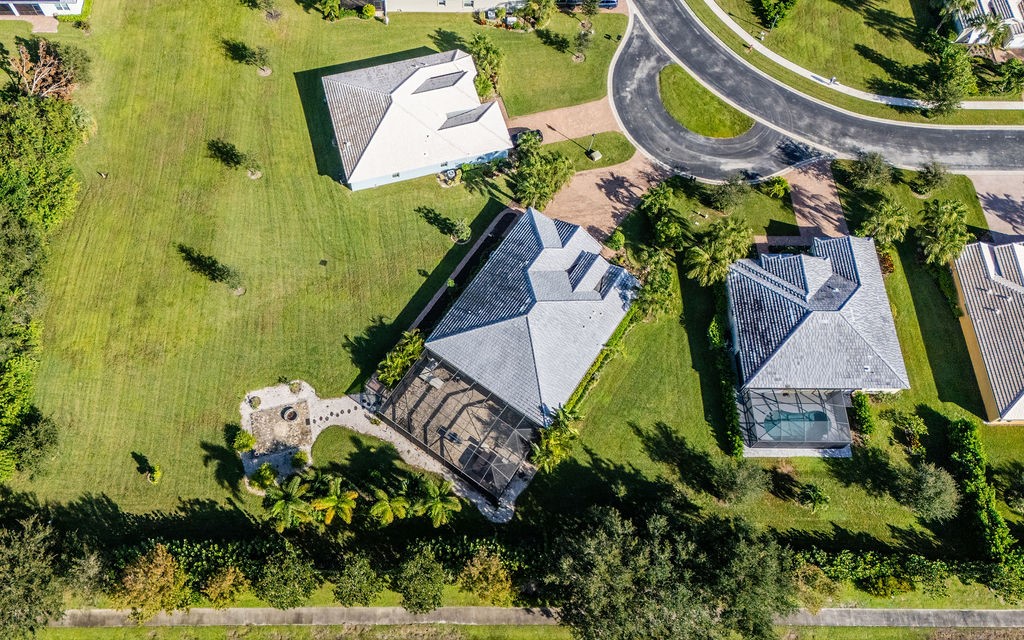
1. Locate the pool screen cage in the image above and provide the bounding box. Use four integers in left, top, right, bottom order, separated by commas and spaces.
378, 354, 539, 499
738, 389, 852, 449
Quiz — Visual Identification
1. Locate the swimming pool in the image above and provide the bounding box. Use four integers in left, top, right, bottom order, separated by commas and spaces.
762, 409, 831, 442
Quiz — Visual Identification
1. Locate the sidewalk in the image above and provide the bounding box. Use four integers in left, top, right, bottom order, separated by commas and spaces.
700, 0, 1024, 111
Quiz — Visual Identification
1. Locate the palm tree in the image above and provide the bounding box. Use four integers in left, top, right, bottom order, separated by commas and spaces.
531, 408, 581, 472
859, 197, 910, 249
970, 12, 1011, 60
311, 475, 359, 526
684, 240, 730, 286
919, 199, 971, 265
933, 0, 976, 31
265, 475, 313, 533
369, 488, 410, 526
414, 479, 462, 528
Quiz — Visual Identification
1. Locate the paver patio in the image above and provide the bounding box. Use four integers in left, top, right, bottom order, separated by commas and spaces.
969, 172, 1024, 240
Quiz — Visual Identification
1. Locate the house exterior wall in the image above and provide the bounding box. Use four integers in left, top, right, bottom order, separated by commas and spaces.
347, 148, 507, 191
384, 0, 520, 11
2, 0, 84, 16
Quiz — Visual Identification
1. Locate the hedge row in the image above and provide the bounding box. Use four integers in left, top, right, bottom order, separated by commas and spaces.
946, 418, 1015, 561
708, 314, 744, 457
564, 306, 639, 413
850, 391, 876, 436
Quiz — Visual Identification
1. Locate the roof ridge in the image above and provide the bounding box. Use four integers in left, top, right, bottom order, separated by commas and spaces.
740, 310, 812, 387
523, 314, 548, 425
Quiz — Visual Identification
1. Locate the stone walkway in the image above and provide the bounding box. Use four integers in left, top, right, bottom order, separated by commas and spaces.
702, 0, 1024, 110
240, 382, 522, 523
507, 98, 621, 141
968, 172, 1024, 241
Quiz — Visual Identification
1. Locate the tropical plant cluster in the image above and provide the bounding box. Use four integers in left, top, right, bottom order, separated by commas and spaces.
466, 33, 504, 99
375, 329, 425, 387
0, 39, 90, 481
850, 391, 876, 436
708, 313, 745, 457
531, 407, 581, 472
509, 131, 574, 209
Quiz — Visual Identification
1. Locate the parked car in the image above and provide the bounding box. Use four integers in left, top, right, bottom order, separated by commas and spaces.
511, 129, 544, 147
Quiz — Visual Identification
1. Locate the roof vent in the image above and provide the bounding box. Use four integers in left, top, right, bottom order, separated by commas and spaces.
863, 365, 871, 371
995, 308, 1003, 315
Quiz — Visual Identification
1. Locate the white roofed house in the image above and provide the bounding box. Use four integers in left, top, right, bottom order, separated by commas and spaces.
321, 50, 512, 191
0, 0, 84, 18
725, 236, 909, 456
379, 208, 637, 499
953, 0, 1024, 49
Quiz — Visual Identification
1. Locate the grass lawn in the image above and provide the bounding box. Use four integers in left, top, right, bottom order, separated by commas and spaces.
0, 0, 627, 514
683, 0, 1024, 125
544, 132, 636, 170
663, 175, 800, 236
658, 64, 754, 137
39, 626, 571, 640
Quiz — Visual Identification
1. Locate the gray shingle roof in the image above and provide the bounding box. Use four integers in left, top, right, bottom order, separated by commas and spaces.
953, 242, 1024, 419
426, 208, 638, 425
726, 236, 909, 391
321, 50, 468, 181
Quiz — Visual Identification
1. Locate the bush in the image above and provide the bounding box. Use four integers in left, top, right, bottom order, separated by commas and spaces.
850, 391, 875, 436
376, 329, 425, 388
115, 544, 191, 623
798, 483, 830, 513
202, 566, 248, 609
860, 574, 914, 597
935, 265, 964, 317
606, 228, 625, 251
360, 2, 375, 18
914, 161, 948, 195
252, 547, 321, 609
711, 457, 768, 503
758, 176, 790, 199
884, 408, 927, 457
704, 174, 750, 211
395, 550, 446, 613
333, 554, 387, 606
232, 430, 256, 452
8, 413, 58, 472
510, 132, 573, 209
291, 450, 308, 469
947, 418, 1015, 560
708, 306, 744, 457
251, 463, 277, 490
794, 564, 838, 613
905, 462, 960, 523
850, 151, 893, 190
148, 464, 163, 484
756, 0, 797, 25
459, 548, 514, 606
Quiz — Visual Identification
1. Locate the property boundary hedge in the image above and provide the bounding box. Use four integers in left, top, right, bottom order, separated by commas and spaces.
708, 310, 744, 458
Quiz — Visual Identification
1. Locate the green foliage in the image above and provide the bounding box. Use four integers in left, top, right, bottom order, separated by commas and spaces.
8, 413, 58, 473
758, 176, 790, 199
202, 565, 248, 609
264, 475, 314, 532
395, 550, 447, 613
935, 264, 964, 317
115, 544, 191, 623
148, 464, 163, 484
250, 462, 277, 490
905, 462, 960, 523
519, 0, 556, 27
918, 199, 971, 266
232, 429, 256, 452
0, 518, 65, 638
708, 308, 744, 457
928, 45, 979, 116
581, 0, 599, 19
705, 174, 751, 211
369, 488, 410, 525
310, 475, 358, 526
794, 564, 839, 613
756, 0, 798, 25
333, 554, 387, 606
1000, 58, 1024, 94
946, 418, 1015, 561
291, 450, 308, 469
605, 228, 625, 251
360, 2, 375, 18
860, 573, 915, 597
914, 161, 949, 195
413, 478, 463, 527
803, 549, 951, 598
467, 33, 504, 98
711, 456, 768, 503
531, 406, 581, 472
319, 0, 340, 20
684, 217, 752, 286
858, 197, 909, 249
798, 483, 830, 513
575, 29, 593, 55
883, 408, 928, 457
252, 547, 322, 609
510, 132, 574, 208
376, 329, 425, 388
850, 391, 876, 436
849, 151, 893, 190
459, 547, 514, 606
452, 218, 471, 243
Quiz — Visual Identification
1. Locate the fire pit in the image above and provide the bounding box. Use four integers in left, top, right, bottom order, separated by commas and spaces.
281, 406, 299, 422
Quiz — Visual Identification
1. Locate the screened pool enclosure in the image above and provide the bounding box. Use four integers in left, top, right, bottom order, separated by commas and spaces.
738, 389, 851, 449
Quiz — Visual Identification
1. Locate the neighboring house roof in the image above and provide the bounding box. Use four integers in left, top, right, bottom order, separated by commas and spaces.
953, 241, 1024, 420
426, 208, 637, 425
955, 0, 1024, 45
321, 50, 512, 185
727, 236, 909, 391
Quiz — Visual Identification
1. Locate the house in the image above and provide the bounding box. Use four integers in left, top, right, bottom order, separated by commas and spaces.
953, 0, 1024, 49
952, 241, 1024, 423
377, 0, 616, 13
0, 0, 84, 18
379, 208, 637, 496
726, 236, 909, 455
321, 50, 512, 191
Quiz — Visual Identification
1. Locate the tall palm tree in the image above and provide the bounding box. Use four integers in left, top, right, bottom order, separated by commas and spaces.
369, 488, 410, 526
265, 475, 313, 533
971, 12, 1012, 60
684, 240, 730, 287
414, 479, 462, 528
311, 475, 359, 526
859, 197, 910, 249
933, 0, 976, 30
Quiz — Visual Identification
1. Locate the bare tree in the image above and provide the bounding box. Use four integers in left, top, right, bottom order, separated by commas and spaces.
9, 41, 78, 100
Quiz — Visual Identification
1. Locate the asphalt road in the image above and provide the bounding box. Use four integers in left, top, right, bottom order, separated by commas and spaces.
613, 0, 1024, 179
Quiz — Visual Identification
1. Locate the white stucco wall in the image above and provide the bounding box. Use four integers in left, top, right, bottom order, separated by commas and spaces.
347, 149, 508, 191
5, 0, 84, 17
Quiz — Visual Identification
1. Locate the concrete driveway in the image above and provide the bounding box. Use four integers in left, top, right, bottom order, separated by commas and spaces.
969, 173, 1024, 240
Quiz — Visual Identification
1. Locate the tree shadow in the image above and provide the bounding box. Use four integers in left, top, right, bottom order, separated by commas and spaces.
777, 522, 896, 554
176, 243, 241, 287
823, 443, 905, 498
429, 28, 465, 52
200, 429, 245, 497
221, 38, 256, 64
342, 314, 397, 382
768, 465, 801, 501
631, 421, 717, 495
855, 44, 933, 98
293, 48, 437, 180
536, 29, 571, 53
206, 138, 245, 168
417, 205, 458, 237
130, 451, 151, 475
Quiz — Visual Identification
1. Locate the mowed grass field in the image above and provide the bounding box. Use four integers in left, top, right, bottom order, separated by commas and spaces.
0, 0, 624, 512
658, 64, 754, 138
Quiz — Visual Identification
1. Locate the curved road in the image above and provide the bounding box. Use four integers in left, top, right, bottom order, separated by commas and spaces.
612, 0, 1024, 180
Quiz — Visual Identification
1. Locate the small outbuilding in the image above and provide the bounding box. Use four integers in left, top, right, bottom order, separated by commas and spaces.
321, 49, 512, 191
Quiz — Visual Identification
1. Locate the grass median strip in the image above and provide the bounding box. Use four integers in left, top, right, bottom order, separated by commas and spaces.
544, 132, 636, 170
659, 64, 754, 137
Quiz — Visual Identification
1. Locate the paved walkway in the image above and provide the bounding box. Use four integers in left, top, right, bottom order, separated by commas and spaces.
507, 98, 621, 141
968, 172, 1024, 240
787, 159, 849, 239
0, 15, 59, 33
702, 0, 1024, 111
53, 606, 1024, 628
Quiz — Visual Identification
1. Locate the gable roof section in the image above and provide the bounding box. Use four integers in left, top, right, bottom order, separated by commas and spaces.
426, 208, 638, 425
321, 50, 512, 185
727, 236, 909, 391
954, 241, 1024, 419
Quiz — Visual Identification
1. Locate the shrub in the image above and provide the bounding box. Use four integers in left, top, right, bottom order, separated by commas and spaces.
252, 547, 321, 609
115, 544, 191, 623
459, 548, 514, 606
8, 413, 59, 472
756, 0, 797, 26
704, 174, 750, 211
794, 564, 838, 613
333, 554, 387, 606
148, 464, 163, 484
849, 151, 893, 190
935, 265, 964, 317
606, 228, 625, 251
232, 430, 256, 452
884, 409, 927, 457
905, 462, 960, 523
947, 418, 1015, 560
360, 2, 375, 18
395, 550, 446, 613
798, 483, 830, 513
452, 218, 471, 243
249, 395, 261, 409
758, 176, 790, 199
914, 161, 948, 195
850, 391, 875, 436
860, 574, 914, 597
202, 566, 248, 609
251, 463, 277, 490
711, 457, 768, 503
376, 329, 425, 388
291, 450, 308, 469
708, 312, 744, 457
